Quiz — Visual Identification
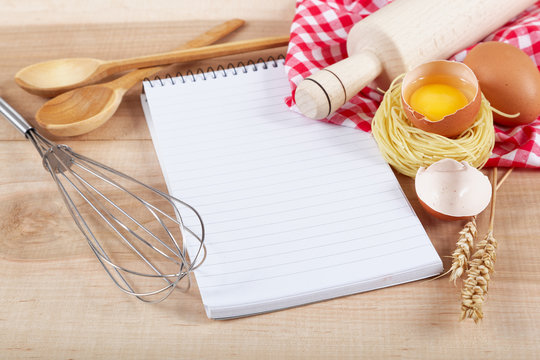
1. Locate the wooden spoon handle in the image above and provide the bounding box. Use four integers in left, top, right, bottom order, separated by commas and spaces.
109, 19, 245, 90
102, 35, 290, 76
183, 19, 245, 49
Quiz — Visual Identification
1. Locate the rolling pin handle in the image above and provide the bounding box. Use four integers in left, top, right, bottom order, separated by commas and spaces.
295, 50, 382, 119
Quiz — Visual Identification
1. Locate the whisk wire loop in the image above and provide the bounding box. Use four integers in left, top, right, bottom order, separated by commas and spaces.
67, 151, 207, 270
47, 167, 153, 299
69, 161, 186, 269
67, 149, 208, 271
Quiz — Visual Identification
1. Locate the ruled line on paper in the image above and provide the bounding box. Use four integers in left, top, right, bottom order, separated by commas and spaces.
160, 116, 322, 151
175, 166, 390, 202
200, 195, 405, 234
155, 82, 289, 103
201, 234, 427, 275
161, 133, 368, 167
198, 205, 412, 248
198, 244, 431, 289
181, 189, 403, 231
184, 212, 416, 256
157, 100, 292, 126
178, 189, 405, 233
169, 154, 380, 190
163, 138, 366, 173
156, 92, 290, 118
187, 186, 398, 222
183, 214, 423, 271
168, 153, 385, 187
199, 216, 419, 253
204, 225, 425, 265
198, 227, 425, 275
170, 162, 390, 196
153, 79, 288, 108
157, 113, 311, 148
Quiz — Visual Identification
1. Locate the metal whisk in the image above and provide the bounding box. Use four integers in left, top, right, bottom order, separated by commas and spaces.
0, 97, 205, 303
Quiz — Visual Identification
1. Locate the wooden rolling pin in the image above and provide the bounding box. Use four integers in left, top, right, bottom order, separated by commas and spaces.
294, 0, 535, 119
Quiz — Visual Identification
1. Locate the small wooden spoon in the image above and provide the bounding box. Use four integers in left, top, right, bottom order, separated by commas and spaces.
34, 19, 246, 137
16, 34, 289, 97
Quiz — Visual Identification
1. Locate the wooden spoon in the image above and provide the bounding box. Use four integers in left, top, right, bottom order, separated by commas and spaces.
33, 19, 246, 137
16, 34, 289, 97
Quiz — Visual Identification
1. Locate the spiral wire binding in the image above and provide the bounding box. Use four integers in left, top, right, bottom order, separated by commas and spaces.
143, 55, 285, 87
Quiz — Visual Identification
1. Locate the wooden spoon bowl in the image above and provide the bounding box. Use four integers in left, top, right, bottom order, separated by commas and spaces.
36, 84, 120, 136
15, 59, 104, 98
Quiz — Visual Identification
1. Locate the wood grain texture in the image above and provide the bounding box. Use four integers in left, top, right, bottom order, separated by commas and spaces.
0, 3, 539, 359
0, 0, 295, 26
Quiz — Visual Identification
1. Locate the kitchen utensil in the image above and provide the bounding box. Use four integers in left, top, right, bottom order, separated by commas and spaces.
15, 35, 290, 97
0, 97, 205, 303
34, 19, 245, 137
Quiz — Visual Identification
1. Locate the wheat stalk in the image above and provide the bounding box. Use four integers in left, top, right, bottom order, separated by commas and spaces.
460, 229, 498, 322
460, 167, 500, 323
449, 216, 477, 284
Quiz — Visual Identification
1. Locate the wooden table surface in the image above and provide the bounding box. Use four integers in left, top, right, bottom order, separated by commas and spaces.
1, 1, 539, 359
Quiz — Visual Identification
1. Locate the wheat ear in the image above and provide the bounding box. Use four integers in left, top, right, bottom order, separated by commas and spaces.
449, 216, 477, 284
460, 168, 498, 323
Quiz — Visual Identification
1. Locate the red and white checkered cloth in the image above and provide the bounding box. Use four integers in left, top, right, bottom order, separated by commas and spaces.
285, 0, 540, 169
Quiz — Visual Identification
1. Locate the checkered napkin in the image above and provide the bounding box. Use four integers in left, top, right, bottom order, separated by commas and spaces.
284, 0, 540, 169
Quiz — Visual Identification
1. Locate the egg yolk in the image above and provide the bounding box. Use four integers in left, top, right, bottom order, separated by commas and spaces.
409, 83, 469, 121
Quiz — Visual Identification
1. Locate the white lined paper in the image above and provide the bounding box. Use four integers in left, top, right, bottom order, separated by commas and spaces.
141, 59, 442, 319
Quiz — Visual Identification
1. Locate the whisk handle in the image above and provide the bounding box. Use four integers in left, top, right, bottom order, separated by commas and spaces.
0, 97, 33, 135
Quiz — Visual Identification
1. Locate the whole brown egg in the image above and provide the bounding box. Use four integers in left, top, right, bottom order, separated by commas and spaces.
463, 41, 540, 126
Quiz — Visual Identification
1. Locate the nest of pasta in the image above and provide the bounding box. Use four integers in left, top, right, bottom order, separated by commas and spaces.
371, 75, 495, 177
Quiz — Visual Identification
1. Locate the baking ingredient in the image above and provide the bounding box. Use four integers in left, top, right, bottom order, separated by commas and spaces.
415, 159, 492, 220
409, 83, 469, 121
401, 61, 481, 137
464, 41, 540, 126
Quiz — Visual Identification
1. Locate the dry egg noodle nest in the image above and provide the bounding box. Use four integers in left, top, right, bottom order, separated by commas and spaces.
371, 75, 495, 177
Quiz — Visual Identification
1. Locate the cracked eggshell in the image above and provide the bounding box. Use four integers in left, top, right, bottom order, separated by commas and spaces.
401, 61, 482, 138
415, 159, 491, 221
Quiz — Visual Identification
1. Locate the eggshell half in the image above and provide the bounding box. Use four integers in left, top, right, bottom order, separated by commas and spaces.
415, 159, 492, 221
401, 61, 481, 138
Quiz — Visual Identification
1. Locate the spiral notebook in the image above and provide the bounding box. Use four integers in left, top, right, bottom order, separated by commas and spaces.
140, 57, 442, 319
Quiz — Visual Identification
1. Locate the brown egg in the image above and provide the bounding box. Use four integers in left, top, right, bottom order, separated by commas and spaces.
401, 61, 481, 138
464, 41, 540, 126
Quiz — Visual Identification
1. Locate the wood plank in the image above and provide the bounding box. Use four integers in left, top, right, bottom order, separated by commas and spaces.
0, 1, 296, 26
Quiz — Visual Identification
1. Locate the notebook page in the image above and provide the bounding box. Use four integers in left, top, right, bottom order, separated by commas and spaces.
142, 60, 442, 318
